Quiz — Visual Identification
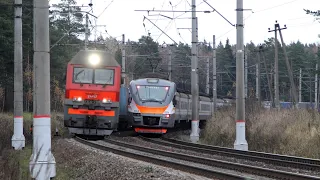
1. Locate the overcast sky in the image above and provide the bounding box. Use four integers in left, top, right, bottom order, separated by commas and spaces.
50, 0, 320, 46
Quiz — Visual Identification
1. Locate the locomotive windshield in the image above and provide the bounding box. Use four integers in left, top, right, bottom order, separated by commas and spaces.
94, 69, 114, 84
73, 67, 114, 85
136, 85, 169, 102
73, 67, 93, 84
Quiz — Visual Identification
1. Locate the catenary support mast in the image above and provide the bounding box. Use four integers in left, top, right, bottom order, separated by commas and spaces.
212, 35, 217, 114
85, 13, 89, 50
316, 64, 318, 110
12, 0, 25, 150
122, 34, 126, 86
268, 21, 280, 109
190, 0, 200, 142
234, 0, 248, 151
206, 57, 210, 95
29, 0, 56, 178
168, 47, 172, 81
256, 49, 261, 106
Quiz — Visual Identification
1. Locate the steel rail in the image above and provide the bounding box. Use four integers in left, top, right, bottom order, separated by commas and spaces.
104, 138, 320, 180
138, 136, 320, 171
74, 137, 248, 180
161, 136, 320, 166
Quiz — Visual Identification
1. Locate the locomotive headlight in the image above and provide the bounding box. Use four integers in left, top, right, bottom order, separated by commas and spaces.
73, 97, 82, 102
102, 98, 112, 104
89, 54, 100, 65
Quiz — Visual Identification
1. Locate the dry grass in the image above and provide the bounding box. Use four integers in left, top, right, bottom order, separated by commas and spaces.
202, 102, 320, 159
0, 112, 67, 180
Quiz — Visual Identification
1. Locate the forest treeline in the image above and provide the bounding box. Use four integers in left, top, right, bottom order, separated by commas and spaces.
0, 0, 319, 111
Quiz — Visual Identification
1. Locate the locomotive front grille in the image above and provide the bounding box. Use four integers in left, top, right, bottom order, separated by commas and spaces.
84, 100, 97, 105
143, 116, 160, 126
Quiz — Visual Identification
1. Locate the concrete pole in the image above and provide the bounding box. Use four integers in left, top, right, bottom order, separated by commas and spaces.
278, 28, 298, 107
318, 67, 320, 110
212, 35, 217, 115
29, 0, 56, 178
310, 75, 312, 107
234, 0, 248, 151
315, 64, 318, 109
206, 57, 210, 95
261, 48, 274, 106
190, 0, 200, 142
168, 48, 172, 81
299, 68, 302, 103
121, 34, 126, 86
244, 47, 248, 98
12, 0, 25, 150
256, 50, 261, 106
85, 13, 89, 50
274, 24, 280, 110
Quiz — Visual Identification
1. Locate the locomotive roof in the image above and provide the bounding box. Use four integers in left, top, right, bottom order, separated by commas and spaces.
69, 50, 120, 66
130, 78, 175, 86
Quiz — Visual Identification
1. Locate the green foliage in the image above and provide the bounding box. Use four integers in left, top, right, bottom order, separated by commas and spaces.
172, 42, 191, 90
50, 0, 84, 86
216, 39, 235, 98
132, 36, 161, 78
50, 0, 85, 36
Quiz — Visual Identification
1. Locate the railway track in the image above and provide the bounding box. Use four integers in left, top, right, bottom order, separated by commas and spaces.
74, 136, 248, 180
75, 136, 320, 180
155, 136, 320, 171
106, 137, 320, 179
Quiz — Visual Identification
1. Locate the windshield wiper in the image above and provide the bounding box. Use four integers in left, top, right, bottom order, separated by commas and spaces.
75, 69, 84, 80
141, 98, 163, 104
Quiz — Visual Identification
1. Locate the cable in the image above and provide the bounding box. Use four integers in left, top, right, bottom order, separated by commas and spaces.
155, 20, 173, 42
253, 0, 300, 13
173, 0, 184, 8
164, 1, 205, 44
166, 0, 182, 43
149, 0, 166, 32
214, 0, 302, 43
97, 0, 115, 18
216, 28, 235, 41
203, 0, 234, 27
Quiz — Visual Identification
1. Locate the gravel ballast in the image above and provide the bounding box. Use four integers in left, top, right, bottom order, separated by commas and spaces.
94, 139, 269, 179
109, 136, 320, 177
58, 138, 213, 180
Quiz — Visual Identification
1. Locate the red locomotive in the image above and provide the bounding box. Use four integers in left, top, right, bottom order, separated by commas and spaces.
63, 50, 121, 136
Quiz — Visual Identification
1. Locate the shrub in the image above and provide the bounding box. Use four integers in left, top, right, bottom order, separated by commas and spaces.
0, 112, 67, 179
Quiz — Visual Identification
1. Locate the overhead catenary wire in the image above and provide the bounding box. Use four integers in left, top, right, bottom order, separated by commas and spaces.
149, 0, 166, 32
140, 0, 205, 42
202, 0, 235, 27
97, 0, 115, 18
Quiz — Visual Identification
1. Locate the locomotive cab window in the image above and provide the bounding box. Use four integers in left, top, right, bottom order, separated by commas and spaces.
73, 67, 114, 85
94, 69, 114, 85
73, 67, 93, 83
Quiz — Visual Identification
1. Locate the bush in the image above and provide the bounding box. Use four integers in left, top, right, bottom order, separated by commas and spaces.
0, 112, 66, 179
202, 106, 320, 159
